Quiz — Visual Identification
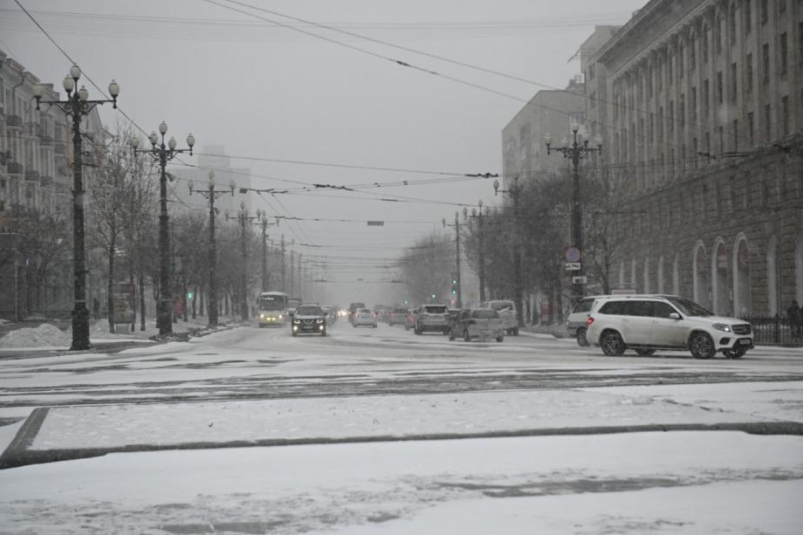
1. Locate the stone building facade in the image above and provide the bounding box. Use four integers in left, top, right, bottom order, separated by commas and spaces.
0, 50, 106, 319
585, 0, 803, 316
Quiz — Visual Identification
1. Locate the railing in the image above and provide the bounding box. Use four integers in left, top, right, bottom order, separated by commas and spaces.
739, 315, 803, 347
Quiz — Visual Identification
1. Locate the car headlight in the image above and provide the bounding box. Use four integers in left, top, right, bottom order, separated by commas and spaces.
712, 323, 731, 332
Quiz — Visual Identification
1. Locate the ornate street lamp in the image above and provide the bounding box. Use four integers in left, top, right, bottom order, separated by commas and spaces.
131, 122, 195, 335
544, 122, 603, 304
34, 66, 120, 350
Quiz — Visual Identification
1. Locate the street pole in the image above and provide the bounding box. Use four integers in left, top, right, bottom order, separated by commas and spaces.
493, 176, 524, 328
544, 124, 603, 305
261, 217, 268, 291
131, 122, 195, 335
442, 213, 462, 308
34, 66, 120, 350
188, 170, 234, 328
478, 201, 487, 303
281, 235, 286, 292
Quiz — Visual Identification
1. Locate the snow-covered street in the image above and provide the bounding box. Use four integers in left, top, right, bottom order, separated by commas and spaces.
1, 321, 802, 533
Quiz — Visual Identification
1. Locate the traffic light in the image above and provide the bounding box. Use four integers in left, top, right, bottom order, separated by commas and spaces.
187, 291, 194, 299
451, 273, 457, 296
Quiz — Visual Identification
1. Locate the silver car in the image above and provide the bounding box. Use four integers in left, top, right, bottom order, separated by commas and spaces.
448, 308, 505, 343
352, 308, 378, 328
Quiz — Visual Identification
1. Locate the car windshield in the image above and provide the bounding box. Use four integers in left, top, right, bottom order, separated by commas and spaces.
257, 295, 286, 311
665, 296, 713, 316
489, 301, 514, 311
295, 306, 323, 316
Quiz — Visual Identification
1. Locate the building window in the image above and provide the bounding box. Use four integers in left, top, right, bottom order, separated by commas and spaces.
780, 33, 788, 75
730, 5, 737, 45
762, 43, 770, 84
800, 22, 803, 67
760, 0, 768, 25
692, 138, 698, 168
782, 96, 789, 136
680, 93, 686, 128
745, 0, 752, 33
779, 0, 786, 13
703, 79, 710, 116
733, 119, 739, 152
668, 52, 674, 82
669, 101, 674, 133
679, 43, 685, 75
705, 131, 711, 157
748, 111, 755, 146
717, 71, 723, 104
730, 62, 738, 102
690, 36, 696, 70
703, 26, 709, 62
746, 53, 754, 94
764, 103, 771, 139
691, 87, 697, 121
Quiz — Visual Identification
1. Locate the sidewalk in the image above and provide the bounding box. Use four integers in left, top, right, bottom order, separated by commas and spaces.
3, 381, 803, 470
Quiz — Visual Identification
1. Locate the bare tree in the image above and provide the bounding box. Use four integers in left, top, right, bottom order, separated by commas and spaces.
397, 233, 453, 306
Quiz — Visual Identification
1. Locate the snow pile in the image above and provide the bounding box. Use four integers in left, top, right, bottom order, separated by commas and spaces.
0, 323, 70, 348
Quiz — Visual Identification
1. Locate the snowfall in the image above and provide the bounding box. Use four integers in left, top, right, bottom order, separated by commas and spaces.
0, 319, 802, 534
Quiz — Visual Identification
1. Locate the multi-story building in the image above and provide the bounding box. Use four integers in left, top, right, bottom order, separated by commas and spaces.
585, 0, 803, 317
0, 50, 106, 319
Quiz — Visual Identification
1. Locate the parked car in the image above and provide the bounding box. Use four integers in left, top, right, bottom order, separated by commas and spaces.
352, 308, 378, 328
388, 307, 408, 326
566, 295, 613, 346
448, 308, 504, 342
414, 304, 450, 334
291, 304, 328, 337
481, 300, 518, 335
585, 295, 754, 359
348, 302, 366, 324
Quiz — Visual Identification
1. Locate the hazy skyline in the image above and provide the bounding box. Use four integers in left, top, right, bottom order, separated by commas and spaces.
1, 0, 646, 306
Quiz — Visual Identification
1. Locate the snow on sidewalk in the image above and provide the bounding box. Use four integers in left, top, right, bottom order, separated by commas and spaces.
28, 382, 803, 451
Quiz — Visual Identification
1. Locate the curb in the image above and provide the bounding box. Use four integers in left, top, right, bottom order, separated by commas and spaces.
2, 410, 803, 470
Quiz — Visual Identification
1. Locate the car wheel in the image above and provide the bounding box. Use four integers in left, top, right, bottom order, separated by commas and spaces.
321, 329, 327, 337
513, 327, 519, 336
373, 324, 377, 328
635, 348, 655, 356
576, 328, 589, 347
496, 335, 504, 343
724, 347, 747, 359
600, 330, 625, 356
291, 331, 297, 337
448, 330, 455, 341
689, 332, 716, 359
463, 329, 471, 342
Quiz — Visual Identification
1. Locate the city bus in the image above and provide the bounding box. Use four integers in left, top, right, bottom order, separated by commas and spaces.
256, 291, 290, 327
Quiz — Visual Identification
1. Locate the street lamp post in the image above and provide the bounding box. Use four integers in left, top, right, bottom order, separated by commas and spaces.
228, 202, 261, 321
493, 176, 524, 329
466, 200, 488, 303
131, 122, 195, 335
544, 123, 603, 305
255, 209, 279, 292
33, 66, 120, 351
442, 212, 462, 308
188, 170, 235, 328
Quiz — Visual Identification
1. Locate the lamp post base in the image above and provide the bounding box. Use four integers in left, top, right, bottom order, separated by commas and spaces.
70, 305, 91, 351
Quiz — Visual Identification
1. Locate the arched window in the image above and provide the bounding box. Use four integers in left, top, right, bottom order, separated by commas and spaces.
767, 236, 779, 316
712, 239, 730, 315
643, 258, 651, 294
658, 255, 666, 294
733, 235, 751, 316
673, 253, 680, 295
694, 242, 711, 308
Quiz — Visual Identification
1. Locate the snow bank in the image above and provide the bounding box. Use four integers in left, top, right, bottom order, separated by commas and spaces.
0, 323, 70, 349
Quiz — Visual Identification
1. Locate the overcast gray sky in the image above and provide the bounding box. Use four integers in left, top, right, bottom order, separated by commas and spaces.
1, 0, 645, 306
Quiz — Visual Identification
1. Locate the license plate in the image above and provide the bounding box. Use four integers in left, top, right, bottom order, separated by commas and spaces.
738, 338, 752, 346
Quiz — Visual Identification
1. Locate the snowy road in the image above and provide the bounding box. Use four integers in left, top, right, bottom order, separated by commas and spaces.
1, 323, 803, 533
1, 322, 801, 408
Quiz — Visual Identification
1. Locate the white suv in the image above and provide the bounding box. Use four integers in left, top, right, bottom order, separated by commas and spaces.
586, 295, 753, 359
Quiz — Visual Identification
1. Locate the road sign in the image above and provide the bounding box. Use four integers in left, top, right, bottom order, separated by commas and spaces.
565, 262, 581, 271
565, 246, 582, 263
572, 276, 588, 284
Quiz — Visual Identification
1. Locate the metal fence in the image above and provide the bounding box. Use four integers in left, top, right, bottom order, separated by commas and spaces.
739, 315, 803, 347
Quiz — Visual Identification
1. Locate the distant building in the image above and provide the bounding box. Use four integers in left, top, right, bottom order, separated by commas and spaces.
587, 0, 803, 316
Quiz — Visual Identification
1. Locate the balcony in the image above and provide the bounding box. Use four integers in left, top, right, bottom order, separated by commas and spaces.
25, 122, 41, 137
40, 135, 54, 147
25, 169, 40, 182
54, 143, 67, 155
7, 161, 23, 175
7, 115, 22, 129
